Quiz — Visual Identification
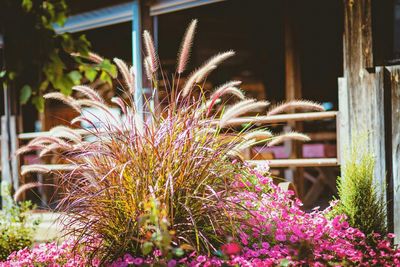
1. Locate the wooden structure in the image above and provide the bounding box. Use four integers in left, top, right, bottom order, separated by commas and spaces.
17, 111, 339, 175
339, 0, 400, 242
1, 0, 399, 242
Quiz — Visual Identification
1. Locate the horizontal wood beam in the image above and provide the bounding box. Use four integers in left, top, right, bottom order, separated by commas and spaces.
150, 0, 226, 16
305, 132, 337, 141
217, 111, 337, 127
18, 111, 338, 140
20, 158, 339, 174
248, 158, 338, 168
21, 164, 76, 174
19, 129, 92, 140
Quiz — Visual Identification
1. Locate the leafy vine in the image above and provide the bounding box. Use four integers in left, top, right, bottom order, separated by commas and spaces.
0, 0, 116, 111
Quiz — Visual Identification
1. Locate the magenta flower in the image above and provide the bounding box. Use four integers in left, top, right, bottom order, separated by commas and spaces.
221, 242, 242, 255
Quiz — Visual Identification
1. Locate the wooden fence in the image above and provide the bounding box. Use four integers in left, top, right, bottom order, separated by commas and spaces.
16, 111, 339, 175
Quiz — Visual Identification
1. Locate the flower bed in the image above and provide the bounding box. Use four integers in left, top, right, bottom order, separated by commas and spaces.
3, 19, 400, 267
2, 170, 399, 266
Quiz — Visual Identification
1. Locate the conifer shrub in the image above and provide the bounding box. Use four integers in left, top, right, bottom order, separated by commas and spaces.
332, 142, 387, 237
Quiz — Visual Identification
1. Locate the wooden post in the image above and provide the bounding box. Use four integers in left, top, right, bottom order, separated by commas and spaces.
132, 0, 145, 121
337, 77, 349, 165
284, 3, 302, 103
1, 116, 12, 208
1, 15, 21, 207
387, 66, 400, 243
341, 0, 392, 233
1, 115, 19, 208
132, 0, 155, 122
284, 0, 304, 197
341, 0, 386, 193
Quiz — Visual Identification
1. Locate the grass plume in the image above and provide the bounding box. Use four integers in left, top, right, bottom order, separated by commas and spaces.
267, 100, 325, 116
267, 132, 310, 147
143, 30, 158, 73
219, 99, 269, 127
177, 19, 197, 74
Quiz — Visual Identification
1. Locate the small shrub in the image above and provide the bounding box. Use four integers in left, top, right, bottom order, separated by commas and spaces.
0, 201, 39, 260
332, 142, 387, 237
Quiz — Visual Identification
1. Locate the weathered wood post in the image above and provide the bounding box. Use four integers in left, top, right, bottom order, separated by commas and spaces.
341, 0, 386, 187
386, 65, 400, 243
340, 0, 400, 242
1, 88, 19, 208
1, 23, 20, 208
283, 0, 304, 198
132, 0, 155, 121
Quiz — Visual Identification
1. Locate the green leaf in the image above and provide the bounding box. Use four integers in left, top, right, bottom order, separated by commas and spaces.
22, 0, 33, 11
49, 52, 66, 71
20, 85, 32, 105
32, 96, 45, 113
279, 259, 290, 267
100, 71, 112, 86
142, 242, 153, 255
61, 34, 74, 51
55, 12, 67, 26
79, 35, 91, 47
59, 77, 74, 95
39, 80, 49, 92
52, 75, 74, 96
173, 248, 184, 257
68, 71, 82, 85
76, 35, 91, 55
99, 59, 117, 78
8, 72, 16, 80
84, 68, 97, 82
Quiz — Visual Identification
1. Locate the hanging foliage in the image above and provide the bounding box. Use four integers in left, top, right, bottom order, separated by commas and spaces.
0, 0, 116, 112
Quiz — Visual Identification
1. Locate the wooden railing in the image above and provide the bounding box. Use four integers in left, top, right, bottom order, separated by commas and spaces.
17, 111, 339, 173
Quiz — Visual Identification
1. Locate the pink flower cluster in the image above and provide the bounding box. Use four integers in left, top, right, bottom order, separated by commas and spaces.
2, 168, 400, 266
0, 239, 89, 267
228, 168, 400, 266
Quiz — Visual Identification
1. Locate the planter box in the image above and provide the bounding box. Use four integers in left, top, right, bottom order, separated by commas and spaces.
29, 212, 64, 242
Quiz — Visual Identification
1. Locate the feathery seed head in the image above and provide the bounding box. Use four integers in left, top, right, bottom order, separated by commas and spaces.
267, 132, 310, 147
143, 30, 158, 73
177, 19, 198, 74
267, 100, 325, 116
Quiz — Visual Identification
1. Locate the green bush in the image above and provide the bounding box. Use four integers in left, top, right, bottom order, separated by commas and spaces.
0, 201, 39, 260
332, 143, 387, 236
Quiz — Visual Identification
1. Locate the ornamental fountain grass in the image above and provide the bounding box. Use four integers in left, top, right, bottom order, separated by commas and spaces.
2, 20, 399, 266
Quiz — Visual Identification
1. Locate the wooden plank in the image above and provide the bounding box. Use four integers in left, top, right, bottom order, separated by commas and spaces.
132, 0, 144, 121
338, 77, 349, 166
305, 132, 336, 141
249, 158, 338, 168
19, 128, 89, 140
21, 164, 76, 174
20, 158, 339, 174
1, 116, 12, 208
0, 116, 19, 205
10, 116, 20, 191
218, 111, 337, 127
389, 66, 400, 244
343, 0, 386, 200
149, 0, 226, 16
284, 1, 302, 102
284, 0, 304, 197
361, 0, 374, 68
18, 112, 338, 140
